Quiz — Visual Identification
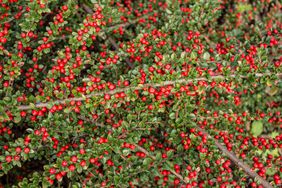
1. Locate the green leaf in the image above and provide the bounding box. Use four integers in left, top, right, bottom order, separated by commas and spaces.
14, 161, 22, 167
57, 92, 64, 99
266, 168, 276, 176
155, 152, 162, 161
3, 97, 10, 102
191, 51, 197, 59
143, 158, 152, 166
265, 148, 279, 157
29, 103, 36, 109
67, 171, 73, 178
237, 3, 252, 13
26, 128, 33, 133
270, 132, 279, 139
64, 108, 71, 113
14, 116, 21, 123
169, 113, 175, 119
157, 107, 165, 113
166, 9, 172, 14
251, 121, 263, 137
122, 149, 130, 156
77, 165, 82, 173
180, 52, 186, 59
114, 175, 120, 184
177, 145, 183, 152
167, 150, 174, 158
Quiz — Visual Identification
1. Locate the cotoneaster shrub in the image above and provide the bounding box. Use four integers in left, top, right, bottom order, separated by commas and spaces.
0, 0, 281, 187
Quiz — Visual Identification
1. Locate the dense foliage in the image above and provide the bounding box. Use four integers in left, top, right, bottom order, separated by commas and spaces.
0, 0, 281, 187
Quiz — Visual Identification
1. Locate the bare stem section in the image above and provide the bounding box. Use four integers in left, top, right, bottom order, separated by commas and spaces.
133, 144, 188, 184
17, 73, 282, 110
197, 127, 273, 188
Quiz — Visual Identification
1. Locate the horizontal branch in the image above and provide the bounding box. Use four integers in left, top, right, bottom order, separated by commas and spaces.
17, 72, 282, 110
197, 127, 273, 188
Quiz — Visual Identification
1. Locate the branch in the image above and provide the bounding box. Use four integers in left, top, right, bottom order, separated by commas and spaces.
77, 115, 106, 128
17, 72, 282, 110
81, 4, 96, 14
0, 10, 25, 25
132, 143, 188, 184
0, 49, 11, 57
107, 36, 134, 68
196, 127, 273, 188
106, 12, 154, 31
65, 91, 274, 187
81, 3, 156, 34
55, 7, 154, 43
82, 4, 134, 69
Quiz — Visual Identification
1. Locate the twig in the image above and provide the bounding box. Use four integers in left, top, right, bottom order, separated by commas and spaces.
106, 13, 154, 31
77, 115, 107, 128
0, 10, 25, 25
197, 127, 273, 188
82, 4, 134, 69
132, 143, 188, 184
55, 10, 153, 42
16, 72, 282, 110
107, 36, 134, 68
81, 4, 96, 14
0, 49, 11, 56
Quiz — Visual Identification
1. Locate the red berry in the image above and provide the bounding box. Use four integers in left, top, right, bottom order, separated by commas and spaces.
62, 5, 68, 11
6, 155, 12, 163
62, 160, 68, 167
24, 147, 30, 154
68, 164, 76, 171
104, 94, 111, 100
71, 155, 78, 163
80, 160, 86, 167
107, 159, 114, 166
55, 173, 63, 180
49, 168, 56, 174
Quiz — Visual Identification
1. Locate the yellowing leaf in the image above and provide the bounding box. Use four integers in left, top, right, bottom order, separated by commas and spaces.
203, 52, 210, 60
251, 121, 263, 137
265, 86, 279, 96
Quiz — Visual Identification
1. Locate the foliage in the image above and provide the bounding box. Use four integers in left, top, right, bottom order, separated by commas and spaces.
0, 0, 281, 187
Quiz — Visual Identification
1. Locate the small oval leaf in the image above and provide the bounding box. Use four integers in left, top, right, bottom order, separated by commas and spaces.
251, 121, 263, 137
